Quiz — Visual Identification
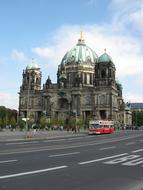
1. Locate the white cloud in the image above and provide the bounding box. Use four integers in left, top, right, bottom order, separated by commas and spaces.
136, 75, 143, 86
0, 92, 18, 109
86, 0, 97, 6
110, 0, 143, 34
11, 49, 26, 61
124, 93, 143, 103
32, 47, 54, 59
130, 4, 143, 31
110, 0, 142, 13
32, 26, 80, 67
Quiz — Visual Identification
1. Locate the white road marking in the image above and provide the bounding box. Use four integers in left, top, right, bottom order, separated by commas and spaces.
6, 141, 39, 145
132, 149, 143, 153
67, 137, 84, 140
44, 137, 84, 142
78, 153, 128, 165
0, 160, 17, 164
43, 139, 66, 142
0, 166, 68, 179
104, 155, 141, 165
100, 146, 116, 150
49, 152, 80, 157
139, 139, 143, 142
122, 157, 143, 166
126, 142, 136, 146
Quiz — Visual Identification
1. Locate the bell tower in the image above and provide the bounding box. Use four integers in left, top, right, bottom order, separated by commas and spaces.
95, 50, 116, 87
21, 59, 41, 91
94, 50, 116, 120
19, 59, 42, 120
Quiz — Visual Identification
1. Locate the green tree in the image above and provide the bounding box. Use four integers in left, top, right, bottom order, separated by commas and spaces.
58, 118, 64, 126
10, 116, 16, 131
0, 106, 17, 129
0, 118, 3, 131
132, 111, 143, 127
76, 117, 84, 129
18, 117, 25, 131
84, 116, 92, 129
68, 117, 76, 130
39, 115, 47, 130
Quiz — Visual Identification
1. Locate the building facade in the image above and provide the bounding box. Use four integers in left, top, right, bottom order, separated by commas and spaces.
19, 35, 132, 128
130, 103, 143, 112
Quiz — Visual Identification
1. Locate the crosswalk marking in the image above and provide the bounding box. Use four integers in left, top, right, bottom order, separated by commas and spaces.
104, 155, 140, 165
79, 153, 128, 165
132, 149, 143, 153
122, 157, 143, 166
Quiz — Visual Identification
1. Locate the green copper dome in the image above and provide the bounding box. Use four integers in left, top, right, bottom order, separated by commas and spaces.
26, 59, 39, 70
98, 52, 113, 63
61, 38, 98, 65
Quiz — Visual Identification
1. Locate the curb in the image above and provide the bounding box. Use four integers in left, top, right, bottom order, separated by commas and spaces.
0, 132, 88, 142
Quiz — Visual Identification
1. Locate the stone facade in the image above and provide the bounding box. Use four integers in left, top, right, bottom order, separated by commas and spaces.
19, 37, 132, 128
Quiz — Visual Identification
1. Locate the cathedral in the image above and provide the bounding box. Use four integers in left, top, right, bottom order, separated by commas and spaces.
19, 34, 132, 128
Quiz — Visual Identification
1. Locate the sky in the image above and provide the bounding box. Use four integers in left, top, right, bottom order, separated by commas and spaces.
0, 0, 143, 110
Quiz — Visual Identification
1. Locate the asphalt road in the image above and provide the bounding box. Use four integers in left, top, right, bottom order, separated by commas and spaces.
0, 130, 143, 190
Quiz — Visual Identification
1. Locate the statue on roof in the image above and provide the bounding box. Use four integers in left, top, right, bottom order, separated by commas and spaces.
46, 76, 52, 88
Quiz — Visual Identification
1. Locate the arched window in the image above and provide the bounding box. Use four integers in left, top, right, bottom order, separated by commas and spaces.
100, 95, 106, 105
87, 74, 90, 84
100, 110, 106, 119
101, 69, 106, 78
58, 98, 69, 109
109, 69, 111, 77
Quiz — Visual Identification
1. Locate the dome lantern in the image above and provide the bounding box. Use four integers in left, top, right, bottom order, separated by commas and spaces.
98, 49, 113, 63
77, 31, 85, 45
26, 58, 39, 70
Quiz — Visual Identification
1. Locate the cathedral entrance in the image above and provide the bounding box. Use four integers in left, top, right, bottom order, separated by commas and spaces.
100, 110, 106, 119
57, 98, 70, 121
85, 111, 92, 119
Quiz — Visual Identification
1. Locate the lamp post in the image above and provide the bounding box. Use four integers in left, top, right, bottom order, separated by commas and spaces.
135, 110, 138, 129
73, 109, 77, 133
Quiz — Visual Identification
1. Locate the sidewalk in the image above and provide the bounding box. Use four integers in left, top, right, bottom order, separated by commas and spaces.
0, 129, 88, 142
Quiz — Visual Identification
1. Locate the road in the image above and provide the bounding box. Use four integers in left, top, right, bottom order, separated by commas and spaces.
0, 130, 143, 190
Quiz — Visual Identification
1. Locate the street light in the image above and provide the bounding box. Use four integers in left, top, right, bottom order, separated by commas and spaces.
73, 109, 77, 133
135, 110, 137, 128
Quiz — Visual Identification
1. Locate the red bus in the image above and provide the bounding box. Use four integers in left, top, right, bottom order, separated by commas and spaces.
88, 120, 115, 135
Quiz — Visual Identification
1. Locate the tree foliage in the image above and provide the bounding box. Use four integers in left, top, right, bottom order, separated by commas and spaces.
0, 106, 17, 129
132, 111, 143, 127
18, 117, 25, 130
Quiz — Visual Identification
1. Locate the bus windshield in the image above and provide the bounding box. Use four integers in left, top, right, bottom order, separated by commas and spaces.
89, 124, 100, 129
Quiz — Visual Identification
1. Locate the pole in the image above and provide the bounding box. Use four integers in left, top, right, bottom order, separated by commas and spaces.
136, 110, 137, 129
74, 110, 77, 133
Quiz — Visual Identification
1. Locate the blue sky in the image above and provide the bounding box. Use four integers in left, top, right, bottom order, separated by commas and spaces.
0, 0, 143, 109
